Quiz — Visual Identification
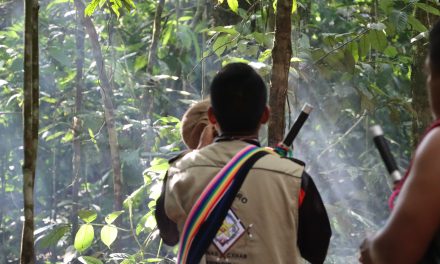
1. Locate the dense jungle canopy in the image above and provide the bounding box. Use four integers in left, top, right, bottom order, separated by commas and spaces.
0, 0, 439, 263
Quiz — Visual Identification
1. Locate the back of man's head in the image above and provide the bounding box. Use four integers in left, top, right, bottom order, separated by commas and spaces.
210, 63, 267, 135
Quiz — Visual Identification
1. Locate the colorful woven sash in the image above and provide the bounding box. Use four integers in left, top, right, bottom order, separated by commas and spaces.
177, 145, 275, 264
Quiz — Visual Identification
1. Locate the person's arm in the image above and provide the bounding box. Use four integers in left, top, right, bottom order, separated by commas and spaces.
361, 128, 440, 264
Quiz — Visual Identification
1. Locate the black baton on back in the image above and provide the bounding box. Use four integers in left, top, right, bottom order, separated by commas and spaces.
280, 103, 314, 148
370, 125, 402, 183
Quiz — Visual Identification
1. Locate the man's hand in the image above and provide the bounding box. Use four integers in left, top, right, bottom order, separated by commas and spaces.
197, 124, 217, 149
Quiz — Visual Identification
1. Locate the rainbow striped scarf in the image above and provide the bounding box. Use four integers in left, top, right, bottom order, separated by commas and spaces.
176, 145, 275, 264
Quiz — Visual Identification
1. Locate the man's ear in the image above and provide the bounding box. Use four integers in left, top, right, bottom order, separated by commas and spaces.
208, 107, 217, 125
260, 106, 270, 124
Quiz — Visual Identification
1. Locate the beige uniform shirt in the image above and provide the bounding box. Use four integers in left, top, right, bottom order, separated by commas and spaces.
165, 140, 304, 264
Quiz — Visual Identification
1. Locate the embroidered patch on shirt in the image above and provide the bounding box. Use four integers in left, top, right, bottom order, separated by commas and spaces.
213, 209, 245, 255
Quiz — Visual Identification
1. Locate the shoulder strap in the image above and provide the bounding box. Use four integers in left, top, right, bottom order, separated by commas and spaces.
177, 145, 274, 264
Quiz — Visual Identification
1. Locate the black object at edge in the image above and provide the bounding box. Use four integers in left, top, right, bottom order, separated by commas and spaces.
298, 171, 332, 264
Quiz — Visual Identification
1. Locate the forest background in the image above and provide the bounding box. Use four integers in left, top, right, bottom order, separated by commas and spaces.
1, 0, 439, 263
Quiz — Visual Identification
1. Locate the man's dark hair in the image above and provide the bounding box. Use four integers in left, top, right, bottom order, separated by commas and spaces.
210, 62, 267, 135
429, 20, 440, 73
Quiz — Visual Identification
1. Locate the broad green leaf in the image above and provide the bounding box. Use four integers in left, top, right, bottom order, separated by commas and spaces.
162, 25, 173, 46
100, 225, 118, 248
105, 211, 124, 224
85, 0, 100, 16
212, 34, 229, 57
227, 0, 238, 13
144, 212, 157, 230
0, 30, 20, 40
113, 0, 122, 7
415, 3, 440, 16
74, 224, 94, 252
61, 130, 74, 143
88, 128, 97, 144
78, 256, 103, 264
40, 96, 57, 104
292, 0, 297, 14
146, 258, 163, 262
111, 4, 120, 17
369, 30, 387, 52
252, 32, 273, 47
145, 158, 169, 174
384, 46, 398, 57
59, 71, 76, 86
343, 49, 355, 72
39, 225, 70, 249
157, 116, 180, 123
348, 42, 359, 62
258, 49, 272, 62
379, 0, 393, 12
123, 0, 136, 9
134, 54, 148, 72
78, 210, 98, 223
45, 131, 65, 142
121, 259, 136, 264
359, 34, 370, 58
408, 15, 428, 33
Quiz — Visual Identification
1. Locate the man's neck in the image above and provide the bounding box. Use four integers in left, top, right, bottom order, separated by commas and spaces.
219, 133, 259, 141
215, 134, 260, 146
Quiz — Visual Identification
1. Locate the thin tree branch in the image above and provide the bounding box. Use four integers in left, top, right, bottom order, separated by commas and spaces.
317, 110, 368, 159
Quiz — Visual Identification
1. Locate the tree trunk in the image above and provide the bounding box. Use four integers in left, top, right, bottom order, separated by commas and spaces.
266, 2, 275, 32
191, 0, 205, 29
268, 0, 292, 146
71, 7, 85, 242
144, 0, 165, 117
50, 149, 58, 262
20, 0, 39, 263
411, 3, 436, 146
0, 154, 6, 261
74, 0, 123, 211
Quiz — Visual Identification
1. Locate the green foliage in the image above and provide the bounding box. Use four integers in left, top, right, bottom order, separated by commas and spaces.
226, 0, 238, 14
105, 210, 124, 224
85, 0, 135, 17
37, 225, 71, 249
1, 0, 439, 262
100, 224, 118, 248
74, 224, 95, 252
78, 210, 98, 223
78, 256, 104, 264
